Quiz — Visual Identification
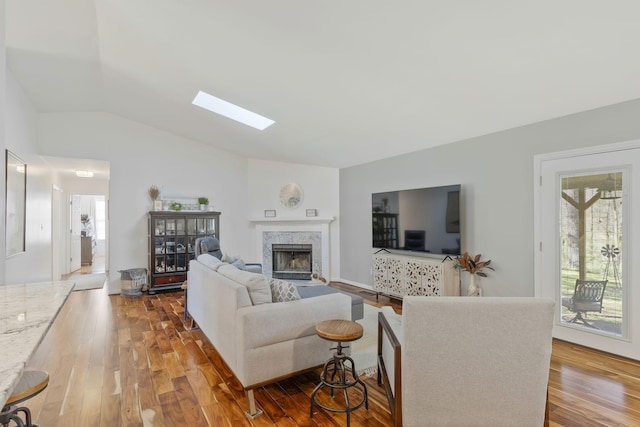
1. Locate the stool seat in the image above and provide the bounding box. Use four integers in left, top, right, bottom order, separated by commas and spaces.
1, 370, 49, 427
6, 371, 49, 406
315, 319, 363, 342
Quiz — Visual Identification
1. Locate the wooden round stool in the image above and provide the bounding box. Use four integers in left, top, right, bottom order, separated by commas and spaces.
1, 371, 49, 427
310, 319, 368, 427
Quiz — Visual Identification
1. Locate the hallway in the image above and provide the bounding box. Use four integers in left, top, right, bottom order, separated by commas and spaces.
62, 256, 106, 280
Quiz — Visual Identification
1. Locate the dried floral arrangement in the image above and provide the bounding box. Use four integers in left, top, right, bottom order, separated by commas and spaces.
455, 252, 494, 277
148, 185, 160, 201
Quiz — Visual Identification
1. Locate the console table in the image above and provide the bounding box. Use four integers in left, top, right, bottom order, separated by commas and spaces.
0, 281, 75, 406
373, 253, 460, 298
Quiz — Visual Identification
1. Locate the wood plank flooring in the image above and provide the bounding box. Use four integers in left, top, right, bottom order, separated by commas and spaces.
18, 283, 640, 426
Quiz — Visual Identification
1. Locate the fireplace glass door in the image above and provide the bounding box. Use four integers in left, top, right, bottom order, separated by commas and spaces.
272, 244, 312, 280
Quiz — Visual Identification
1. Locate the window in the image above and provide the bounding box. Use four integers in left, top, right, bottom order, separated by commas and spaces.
95, 197, 106, 240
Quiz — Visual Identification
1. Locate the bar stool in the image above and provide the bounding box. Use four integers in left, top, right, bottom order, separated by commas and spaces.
310, 319, 368, 427
1, 371, 49, 427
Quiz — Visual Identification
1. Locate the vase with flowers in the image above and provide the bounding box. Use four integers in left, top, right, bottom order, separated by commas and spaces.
455, 252, 494, 296
148, 185, 162, 210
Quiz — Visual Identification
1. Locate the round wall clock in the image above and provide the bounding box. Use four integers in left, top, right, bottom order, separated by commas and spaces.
279, 183, 304, 208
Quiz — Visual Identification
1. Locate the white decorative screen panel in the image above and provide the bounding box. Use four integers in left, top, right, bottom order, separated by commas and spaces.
373, 253, 458, 298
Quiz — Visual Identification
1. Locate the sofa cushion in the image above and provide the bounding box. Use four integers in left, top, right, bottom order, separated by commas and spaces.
296, 285, 364, 321
269, 279, 301, 302
381, 305, 403, 342
197, 253, 225, 271
217, 264, 272, 305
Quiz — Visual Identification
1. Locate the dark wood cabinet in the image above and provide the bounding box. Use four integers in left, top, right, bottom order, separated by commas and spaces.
147, 211, 220, 294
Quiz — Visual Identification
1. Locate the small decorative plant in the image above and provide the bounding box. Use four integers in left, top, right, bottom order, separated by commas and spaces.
148, 185, 160, 201
170, 201, 183, 211
197, 197, 209, 205
455, 252, 494, 277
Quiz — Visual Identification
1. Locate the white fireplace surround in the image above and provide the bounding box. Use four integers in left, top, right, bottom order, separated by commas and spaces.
251, 217, 334, 280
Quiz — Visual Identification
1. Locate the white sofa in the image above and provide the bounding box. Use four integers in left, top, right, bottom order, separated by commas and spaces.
377, 296, 555, 427
187, 255, 352, 418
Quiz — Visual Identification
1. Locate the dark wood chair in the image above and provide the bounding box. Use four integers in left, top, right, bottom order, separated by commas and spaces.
562, 279, 608, 328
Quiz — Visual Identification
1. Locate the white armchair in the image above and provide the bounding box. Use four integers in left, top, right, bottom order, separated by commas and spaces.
377, 296, 555, 427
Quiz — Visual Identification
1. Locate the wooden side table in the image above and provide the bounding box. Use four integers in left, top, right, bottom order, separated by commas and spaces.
310, 319, 368, 427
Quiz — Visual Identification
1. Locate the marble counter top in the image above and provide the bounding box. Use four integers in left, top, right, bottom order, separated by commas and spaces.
0, 281, 75, 407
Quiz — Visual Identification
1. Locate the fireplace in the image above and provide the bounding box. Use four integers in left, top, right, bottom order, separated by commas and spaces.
252, 217, 333, 280
272, 244, 312, 280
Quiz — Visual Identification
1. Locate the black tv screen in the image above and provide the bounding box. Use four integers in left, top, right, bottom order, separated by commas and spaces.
372, 184, 461, 255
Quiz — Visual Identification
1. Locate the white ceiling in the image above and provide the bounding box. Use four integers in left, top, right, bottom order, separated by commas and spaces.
6, 1, 640, 168
41, 156, 110, 180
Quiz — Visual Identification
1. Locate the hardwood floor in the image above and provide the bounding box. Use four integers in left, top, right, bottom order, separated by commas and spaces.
19, 283, 640, 426
61, 256, 107, 280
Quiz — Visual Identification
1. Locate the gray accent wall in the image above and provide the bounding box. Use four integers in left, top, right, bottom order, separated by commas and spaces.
339, 99, 640, 297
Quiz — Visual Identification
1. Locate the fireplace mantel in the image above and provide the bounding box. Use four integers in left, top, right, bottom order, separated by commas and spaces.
249, 217, 334, 225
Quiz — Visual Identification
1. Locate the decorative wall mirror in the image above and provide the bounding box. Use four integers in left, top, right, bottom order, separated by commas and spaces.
5, 150, 27, 257
279, 183, 304, 208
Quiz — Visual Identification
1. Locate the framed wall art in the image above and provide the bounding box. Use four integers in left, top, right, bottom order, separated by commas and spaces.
5, 150, 27, 257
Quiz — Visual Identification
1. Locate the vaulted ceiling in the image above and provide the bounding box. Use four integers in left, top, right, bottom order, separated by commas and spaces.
6, 1, 640, 168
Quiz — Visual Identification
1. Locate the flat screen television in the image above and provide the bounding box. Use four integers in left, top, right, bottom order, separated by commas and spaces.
372, 184, 461, 255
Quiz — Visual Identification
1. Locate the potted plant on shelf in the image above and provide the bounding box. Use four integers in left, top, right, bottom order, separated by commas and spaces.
198, 197, 209, 211
455, 252, 494, 296
148, 185, 162, 210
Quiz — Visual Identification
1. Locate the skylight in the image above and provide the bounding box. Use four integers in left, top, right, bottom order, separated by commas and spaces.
192, 91, 275, 131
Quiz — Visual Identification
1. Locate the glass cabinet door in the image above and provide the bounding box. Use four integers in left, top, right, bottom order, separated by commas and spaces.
205, 217, 216, 235
176, 218, 186, 235
166, 219, 176, 236
154, 219, 165, 236
187, 218, 197, 235
197, 218, 206, 235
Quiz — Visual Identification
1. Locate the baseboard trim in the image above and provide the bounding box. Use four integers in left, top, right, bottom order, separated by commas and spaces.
331, 278, 373, 290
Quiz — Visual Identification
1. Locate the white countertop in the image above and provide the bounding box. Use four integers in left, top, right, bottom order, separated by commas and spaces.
0, 281, 75, 406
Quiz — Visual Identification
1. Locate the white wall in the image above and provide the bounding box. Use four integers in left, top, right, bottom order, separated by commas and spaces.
1, 0, 7, 276
247, 159, 340, 276
4, 70, 56, 284
37, 112, 251, 288
340, 99, 640, 296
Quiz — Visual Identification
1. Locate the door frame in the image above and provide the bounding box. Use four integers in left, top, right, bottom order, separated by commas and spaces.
534, 139, 640, 359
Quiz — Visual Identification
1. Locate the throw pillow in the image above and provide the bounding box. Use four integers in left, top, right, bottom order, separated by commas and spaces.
218, 264, 272, 305
231, 258, 246, 270
221, 253, 237, 263
222, 253, 248, 270
270, 279, 301, 303
197, 253, 224, 271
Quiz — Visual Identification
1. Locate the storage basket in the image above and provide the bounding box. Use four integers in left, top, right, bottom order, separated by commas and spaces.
119, 268, 148, 296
